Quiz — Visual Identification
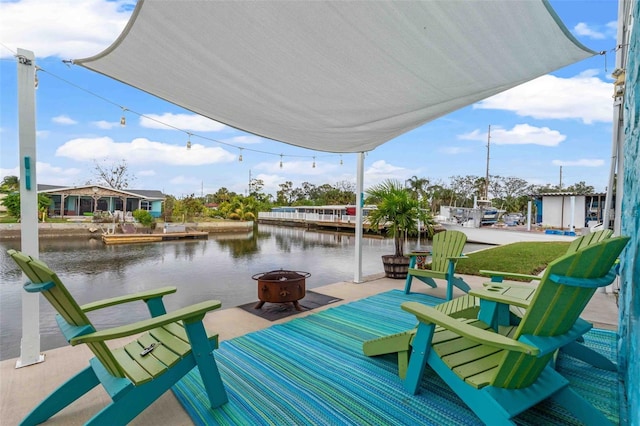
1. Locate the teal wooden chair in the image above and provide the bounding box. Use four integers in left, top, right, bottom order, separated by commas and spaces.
400, 236, 628, 425
404, 230, 470, 300
8, 250, 228, 426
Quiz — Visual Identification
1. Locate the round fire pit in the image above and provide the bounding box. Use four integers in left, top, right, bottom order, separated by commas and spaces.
252, 269, 311, 311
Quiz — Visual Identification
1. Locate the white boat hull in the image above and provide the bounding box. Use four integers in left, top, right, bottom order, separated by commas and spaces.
440, 223, 578, 245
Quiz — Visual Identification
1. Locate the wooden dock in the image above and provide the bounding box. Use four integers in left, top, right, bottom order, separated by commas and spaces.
101, 231, 209, 245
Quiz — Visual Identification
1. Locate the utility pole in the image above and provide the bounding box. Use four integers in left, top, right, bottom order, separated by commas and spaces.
559, 166, 563, 189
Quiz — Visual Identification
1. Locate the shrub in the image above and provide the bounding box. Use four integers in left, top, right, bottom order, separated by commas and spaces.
132, 209, 155, 227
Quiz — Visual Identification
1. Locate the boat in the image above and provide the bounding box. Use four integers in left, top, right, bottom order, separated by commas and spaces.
439, 222, 577, 245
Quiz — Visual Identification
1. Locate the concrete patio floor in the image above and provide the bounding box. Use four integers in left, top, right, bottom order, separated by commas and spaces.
0, 273, 620, 425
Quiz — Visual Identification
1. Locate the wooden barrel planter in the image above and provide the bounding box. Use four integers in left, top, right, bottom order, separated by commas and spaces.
381, 255, 410, 279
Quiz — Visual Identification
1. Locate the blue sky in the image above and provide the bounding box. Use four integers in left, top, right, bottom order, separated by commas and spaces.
0, 0, 620, 198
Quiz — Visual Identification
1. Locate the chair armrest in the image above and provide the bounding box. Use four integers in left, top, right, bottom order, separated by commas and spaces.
479, 269, 541, 282
80, 286, 177, 312
446, 255, 468, 261
71, 300, 221, 344
469, 288, 531, 309
401, 302, 539, 355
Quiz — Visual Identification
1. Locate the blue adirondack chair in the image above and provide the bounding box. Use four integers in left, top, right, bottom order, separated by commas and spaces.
400, 236, 628, 425
8, 250, 228, 425
404, 230, 470, 300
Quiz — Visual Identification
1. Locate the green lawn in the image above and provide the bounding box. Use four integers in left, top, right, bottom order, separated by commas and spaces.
456, 241, 571, 281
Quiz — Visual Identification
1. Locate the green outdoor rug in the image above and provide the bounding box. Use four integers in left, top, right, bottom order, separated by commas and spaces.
173, 290, 618, 425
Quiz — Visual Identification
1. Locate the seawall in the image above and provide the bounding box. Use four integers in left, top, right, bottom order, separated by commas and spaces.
0, 221, 254, 240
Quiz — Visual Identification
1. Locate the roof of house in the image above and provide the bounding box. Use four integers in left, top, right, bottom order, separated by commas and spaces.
36, 184, 165, 200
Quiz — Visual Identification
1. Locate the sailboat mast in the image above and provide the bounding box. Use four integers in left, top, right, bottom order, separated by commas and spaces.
485, 125, 490, 199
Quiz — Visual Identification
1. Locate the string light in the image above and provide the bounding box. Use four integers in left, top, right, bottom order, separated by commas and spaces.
32, 63, 348, 163
312, 156, 316, 168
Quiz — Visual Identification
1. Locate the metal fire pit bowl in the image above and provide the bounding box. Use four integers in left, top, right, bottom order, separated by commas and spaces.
252, 269, 311, 311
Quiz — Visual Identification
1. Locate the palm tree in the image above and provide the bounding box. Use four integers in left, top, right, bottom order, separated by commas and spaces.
406, 175, 429, 202
366, 179, 429, 257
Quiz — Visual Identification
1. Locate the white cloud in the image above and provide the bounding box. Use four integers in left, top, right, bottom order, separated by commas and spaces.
1, 163, 83, 186
55, 136, 236, 166
92, 120, 120, 130
551, 159, 605, 167
251, 173, 285, 195
573, 21, 618, 40
363, 160, 418, 187
0, 167, 19, 179
254, 158, 336, 175
137, 170, 156, 177
458, 124, 566, 147
573, 23, 606, 39
52, 115, 77, 125
605, 21, 618, 34
140, 113, 226, 132
226, 135, 264, 145
474, 72, 611, 124
169, 176, 201, 186
0, 0, 133, 59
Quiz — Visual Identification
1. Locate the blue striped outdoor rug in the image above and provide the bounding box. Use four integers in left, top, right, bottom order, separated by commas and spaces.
173, 289, 618, 425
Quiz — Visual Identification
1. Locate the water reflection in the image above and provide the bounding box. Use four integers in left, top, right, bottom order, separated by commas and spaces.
0, 225, 486, 360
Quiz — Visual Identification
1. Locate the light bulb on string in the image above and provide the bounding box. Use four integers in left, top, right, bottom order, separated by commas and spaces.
186, 133, 192, 150
312, 156, 316, 168
279, 154, 283, 169
238, 148, 243, 162
340, 155, 343, 166
120, 108, 127, 126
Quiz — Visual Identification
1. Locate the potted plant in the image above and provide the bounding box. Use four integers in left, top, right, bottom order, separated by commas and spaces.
366, 179, 432, 278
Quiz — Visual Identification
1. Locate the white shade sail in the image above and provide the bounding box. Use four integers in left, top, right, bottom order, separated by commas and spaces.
75, 0, 594, 153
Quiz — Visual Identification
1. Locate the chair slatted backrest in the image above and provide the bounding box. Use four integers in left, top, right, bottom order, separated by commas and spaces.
8, 250, 126, 378
566, 229, 613, 254
430, 230, 466, 273
490, 236, 629, 389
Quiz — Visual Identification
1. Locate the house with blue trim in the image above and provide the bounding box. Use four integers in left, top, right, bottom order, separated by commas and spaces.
38, 184, 165, 218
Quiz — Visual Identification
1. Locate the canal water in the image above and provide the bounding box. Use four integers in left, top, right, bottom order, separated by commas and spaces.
0, 224, 486, 360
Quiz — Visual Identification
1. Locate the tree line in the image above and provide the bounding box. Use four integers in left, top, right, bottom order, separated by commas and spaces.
1, 163, 596, 222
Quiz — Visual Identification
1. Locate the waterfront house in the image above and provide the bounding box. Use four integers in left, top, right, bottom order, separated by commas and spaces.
38, 184, 165, 218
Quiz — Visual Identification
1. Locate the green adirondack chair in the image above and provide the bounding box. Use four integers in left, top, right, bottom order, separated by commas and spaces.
363, 230, 617, 378
404, 230, 470, 300
473, 228, 615, 370
400, 236, 628, 425
480, 229, 613, 283
8, 250, 228, 426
